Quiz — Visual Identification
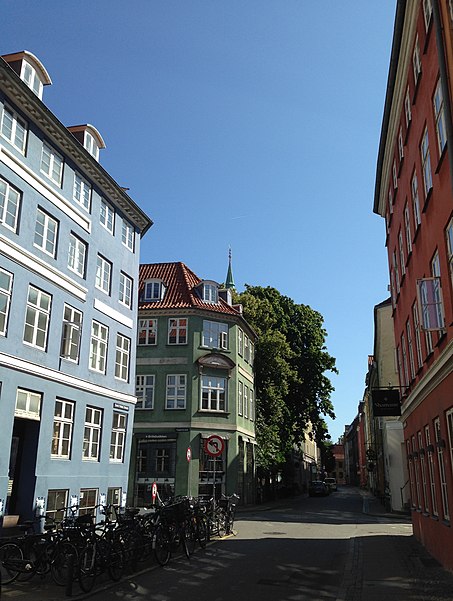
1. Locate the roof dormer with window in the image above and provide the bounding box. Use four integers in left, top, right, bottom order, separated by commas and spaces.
143, 279, 166, 302
198, 280, 219, 304
1, 51, 52, 100
67, 124, 106, 161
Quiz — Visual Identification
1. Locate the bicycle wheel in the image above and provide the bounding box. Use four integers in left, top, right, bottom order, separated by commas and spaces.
0, 542, 23, 585
183, 521, 197, 558
78, 545, 97, 593
197, 516, 208, 549
107, 540, 124, 582
51, 541, 78, 586
153, 525, 171, 566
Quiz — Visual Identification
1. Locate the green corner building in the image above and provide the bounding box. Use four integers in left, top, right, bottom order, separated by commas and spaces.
128, 260, 256, 506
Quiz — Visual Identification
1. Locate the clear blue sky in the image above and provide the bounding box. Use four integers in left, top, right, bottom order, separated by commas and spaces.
2, 1, 396, 443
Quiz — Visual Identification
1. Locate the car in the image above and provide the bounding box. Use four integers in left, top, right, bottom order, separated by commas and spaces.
324, 477, 337, 492
308, 480, 330, 497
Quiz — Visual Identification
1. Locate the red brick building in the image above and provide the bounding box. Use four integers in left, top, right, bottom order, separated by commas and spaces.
374, 0, 453, 569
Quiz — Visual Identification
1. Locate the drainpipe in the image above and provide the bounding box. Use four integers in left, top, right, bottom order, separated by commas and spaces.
432, 0, 453, 194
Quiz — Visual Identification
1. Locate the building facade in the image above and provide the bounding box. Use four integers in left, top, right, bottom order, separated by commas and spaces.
374, 1, 453, 568
0, 51, 151, 522
130, 262, 256, 506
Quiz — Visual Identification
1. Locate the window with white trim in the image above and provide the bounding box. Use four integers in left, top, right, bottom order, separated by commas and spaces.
0, 177, 20, 232
401, 333, 409, 389
83, 406, 102, 461
413, 36, 422, 83
446, 218, 453, 289
34, 207, 58, 257
121, 219, 134, 252
423, 0, 433, 29
420, 127, 433, 197
138, 318, 157, 345
398, 127, 404, 161
1, 105, 27, 153
0, 268, 13, 336
392, 160, 398, 189
67, 233, 87, 278
447, 408, 453, 481
433, 79, 447, 155
89, 320, 108, 373
406, 319, 415, 381
238, 381, 243, 415
425, 425, 438, 516
412, 301, 423, 369
238, 329, 244, 356
202, 283, 218, 303
46, 489, 68, 522
110, 412, 127, 462
434, 417, 449, 520
244, 335, 250, 363
115, 333, 130, 381
419, 430, 429, 512
79, 488, 98, 516
21, 60, 43, 98
404, 204, 412, 255
60, 304, 82, 362
100, 199, 114, 233
15, 388, 41, 420
84, 131, 99, 161
119, 272, 133, 308
388, 188, 393, 214
201, 376, 226, 411
166, 375, 186, 409
143, 279, 165, 301
23, 286, 51, 350
95, 255, 111, 295
40, 142, 63, 186
202, 320, 228, 349
168, 318, 187, 345
136, 375, 155, 409
392, 251, 400, 293
411, 172, 421, 230
250, 388, 254, 421
51, 399, 74, 459
399, 230, 406, 276
244, 385, 248, 418
73, 173, 91, 211
404, 86, 412, 128
412, 435, 421, 509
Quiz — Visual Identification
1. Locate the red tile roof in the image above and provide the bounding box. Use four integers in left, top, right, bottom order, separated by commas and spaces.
138, 262, 241, 316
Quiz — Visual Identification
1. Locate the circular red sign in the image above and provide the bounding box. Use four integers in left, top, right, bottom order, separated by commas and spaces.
204, 435, 225, 457
151, 482, 157, 501
186, 446, 192, 462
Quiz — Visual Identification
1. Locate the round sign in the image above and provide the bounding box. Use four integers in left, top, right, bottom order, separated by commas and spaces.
204, 435, 225, 457
151, 482, 158, 501
186, 446, 192, 462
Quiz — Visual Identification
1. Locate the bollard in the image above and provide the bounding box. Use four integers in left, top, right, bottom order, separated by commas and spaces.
65, 554, 75, 597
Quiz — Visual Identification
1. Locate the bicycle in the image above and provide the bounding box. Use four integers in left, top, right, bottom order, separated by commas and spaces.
153, 498, 195, 566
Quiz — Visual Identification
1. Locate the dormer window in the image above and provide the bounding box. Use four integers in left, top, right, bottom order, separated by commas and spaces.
144, 279, 165, 302
67, 124, 106, 162
1, 51, 52, 101
84, 131, 99, 160
201, 281, 219, 303
22, 61, 43, 98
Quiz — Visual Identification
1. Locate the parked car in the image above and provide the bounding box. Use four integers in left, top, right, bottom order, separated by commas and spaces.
308, 480, 330, 497
324, 477, 337, 492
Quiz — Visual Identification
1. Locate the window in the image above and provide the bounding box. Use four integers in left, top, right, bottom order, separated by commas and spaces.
119, 272, 133, 308
203, 283, 218, 303
136, 375, 155, 409
34, 207, 58, 257
250, 389, 254, 421
107, 487, 121, 508
419, 430, 429, 513
60, 304, 82, 362
433, 80, 447, 155
84, 131, 99, 161
398, 127, 404, 161
79, 488, 98, 516
405, 86, 412, 128
407, 439, 416, 506
201, 376, 226, 411
426, 425, 438, 516
244, 386, 248, 418
95, 255, 111, 294
89, 320, 108, 373
420, 127, 433, 197
406, 319, 416, 381
244, 334, 250, 362
423, 0, 433, 29
404, 204, 412, 255
434, 417, 449, 520
412, 436, 421, 509
168, 318, 187, 345
392, 160, 398, 189
67, 233, 87, 278
417, 275, 444, 332
73, 173, 91, 211
100, 199, 114, 233
413, 36, 422, 83
110, 412, 127, 462
15, 388, 41, 420
115, 334, 130, 381
411, 172, 421, 230
40, 142, 63, 186
143, 280, 165, 301
202, 320, 228, 349
46, 489, 68, 522
166, 375, 186, 409
1, 105, 27, 153
0, 177, 20, 232
238, 329, 244, 356
0, 268, 13, 335
238, 381, 243, 415
83, 406, 102, 461
138, 318, 157, 345
447, 408, 453, 480
388, 188, 394, 215
399, 230, 406, 276
446, 218, 453, 288
156, 449, 170, 473
23, 286, 51, 350
401, 333, 409, 389
21, 60, 43, 98
121, 219, 134, 251
51, 399, 74, 459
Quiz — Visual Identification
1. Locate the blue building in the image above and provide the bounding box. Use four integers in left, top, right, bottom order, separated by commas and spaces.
0, 51, 152, 523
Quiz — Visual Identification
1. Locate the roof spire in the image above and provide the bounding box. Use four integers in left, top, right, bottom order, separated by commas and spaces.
225, 247, 235, 289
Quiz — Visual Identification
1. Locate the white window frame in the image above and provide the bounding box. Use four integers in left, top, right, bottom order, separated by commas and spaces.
0, 177, 20, 232
0, 268, 13, 336
166, 374, 186, 409
136, 375, 155, 409
67, 233, 87, 278
446, 217, 453, 289
40, 142, 63, 186
411, 172, 421, 230
420, 127, 433, 197
100, 199, 115, 233
1, 104, 27, 153
399, 230, 406, 276
138, 318, 157, 346
244, 385, 248, 418
21, 60, 43, 98
121, 219, 134, 252
238, 381, 243, 415
23, 286, 51, 350
73, 173, 91, 211
51, 399, 74, 459
423, 0, 433, 30
15, 388, 41, 420
238, 329, 244, 356
447, 408, 453, 481
401, 333, 409, 389
404, 204, 412, 255
417, 275, 444, 332
203, 283, 218, 303
404, 86, 412, 127
406, 319, 416, 381
392, 160, 398, 189
426, 425, 438, 516
398, 127, 404, 161
95, 255, 112, 295
83, 406, 102, 461
388, 188, 393, 214
89, 320, 108, 373
413, 36, 422, 83
168, 318, 187, 345
61, 304, 82, 362
202, 320, 228, 349
34, 207, 58, 257
434, 417, 449, 520
110, 412, 127, 463
419, 430, 429, 513
250, 388, 254, 421
433, 79, 447, 155
143, 279, 165, 301
201, 376, 226, 412
84, 131, 99, 161
412, 435, 421, 509
119, 272, 133, 309
412, 302, 423, 369
79, 488, 98, 516
115, 333, 130, 382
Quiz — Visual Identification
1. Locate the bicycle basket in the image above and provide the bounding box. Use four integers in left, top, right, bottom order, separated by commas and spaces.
163, 499, 190, 521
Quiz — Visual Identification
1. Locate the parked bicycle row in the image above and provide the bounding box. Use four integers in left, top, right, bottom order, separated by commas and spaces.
0, 493, 239, 596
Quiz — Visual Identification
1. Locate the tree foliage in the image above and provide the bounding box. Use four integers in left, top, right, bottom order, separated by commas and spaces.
234, 285, 337, 471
